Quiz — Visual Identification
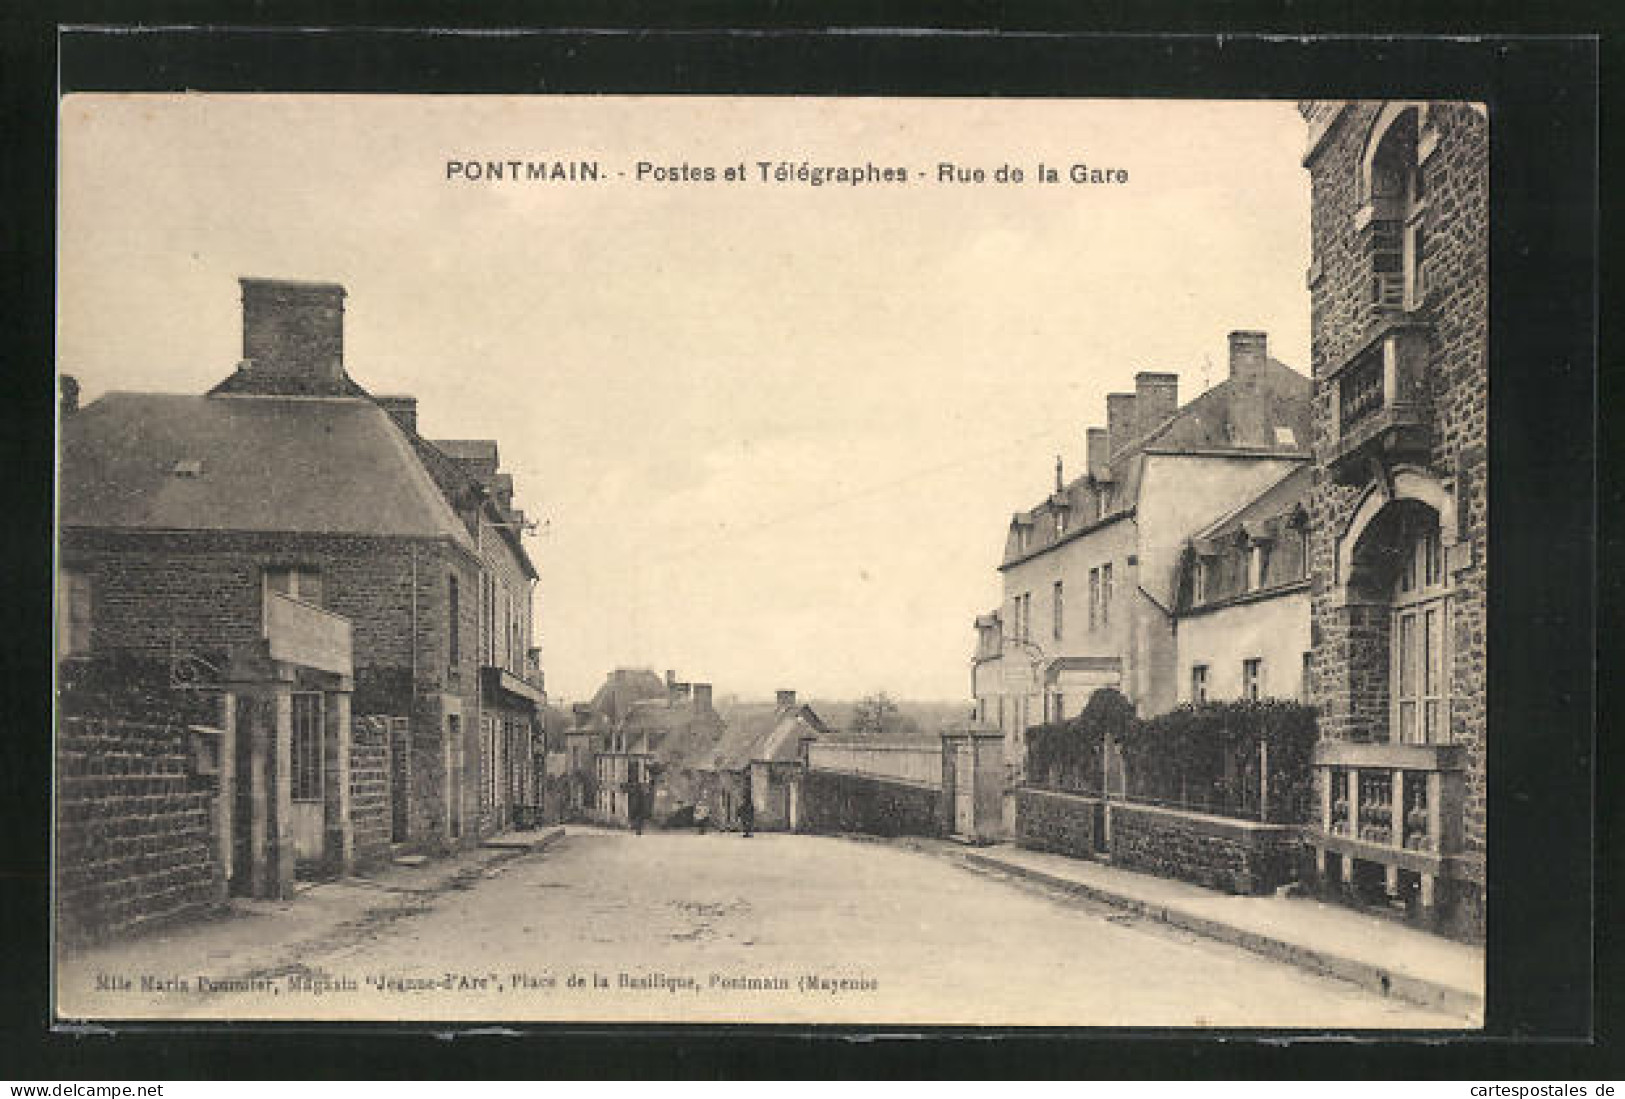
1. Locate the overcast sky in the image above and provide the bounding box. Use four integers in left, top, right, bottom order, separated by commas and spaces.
59, 95, 1312, 704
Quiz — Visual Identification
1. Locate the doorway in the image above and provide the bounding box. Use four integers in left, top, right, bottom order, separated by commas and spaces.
289, 691, 325, 863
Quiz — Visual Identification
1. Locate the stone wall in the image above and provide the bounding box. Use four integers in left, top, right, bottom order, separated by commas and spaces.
350, 715, 394, 867
1014, 788, 1102, 860
799, 770, 942, 838
1107, 802, 1305, 895
1304, 102, 1489, 923
56, 717, 226, 945
59, 527, 488, 850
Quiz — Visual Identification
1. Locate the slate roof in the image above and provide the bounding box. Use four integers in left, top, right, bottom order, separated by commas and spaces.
588, 668, 668, 726
59, 393, 474, 549
432, 440, 500, 477
1191, 464, 1312, 544
622, 696, 727, 769
1002, 357, 1311, 568
699, 703, 829, 771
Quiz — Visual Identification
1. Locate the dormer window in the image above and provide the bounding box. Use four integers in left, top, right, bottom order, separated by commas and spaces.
1192, 560, 1207, 604
1249, 541, 1272, 590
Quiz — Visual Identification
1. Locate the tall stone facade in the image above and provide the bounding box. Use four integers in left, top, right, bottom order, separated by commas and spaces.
1301, 101, 1488, 937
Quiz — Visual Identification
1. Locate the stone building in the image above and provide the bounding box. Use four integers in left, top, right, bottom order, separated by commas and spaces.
587, 668, 726, 824
692, 689, 828, 831
1171, 465, 1313, 705
56, 277, 545, 901
1298, 102, 1488, 936
971, 332, 1312, 792
399, 432, 546, 834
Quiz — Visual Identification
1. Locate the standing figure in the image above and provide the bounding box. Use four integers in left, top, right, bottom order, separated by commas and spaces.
695, 800, 711, 835
739, 786, 755, 838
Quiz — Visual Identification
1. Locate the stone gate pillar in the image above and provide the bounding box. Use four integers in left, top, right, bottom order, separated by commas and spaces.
324, 683, 355, 875
941, 721, 1005, 844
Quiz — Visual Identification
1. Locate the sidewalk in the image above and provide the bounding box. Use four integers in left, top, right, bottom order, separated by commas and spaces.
56, 826, 564, 1020
912, 838, 1484, 1023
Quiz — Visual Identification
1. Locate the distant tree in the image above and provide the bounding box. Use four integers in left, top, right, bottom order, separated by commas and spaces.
849, 692, 921, 740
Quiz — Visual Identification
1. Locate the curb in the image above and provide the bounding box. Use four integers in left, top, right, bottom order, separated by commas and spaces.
480, 825, 567, 853
956, 849, 1483, 1023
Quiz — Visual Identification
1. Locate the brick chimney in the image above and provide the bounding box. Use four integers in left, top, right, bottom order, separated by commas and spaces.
239, 278, 347, 393
60, 375, 80, 417
1228, 330, 1270, 384
693, 683, 713, 711
1085, 428, 1110, 480
1134, 372, 1179, 439
1106, 392, 1137, 458
375, 395, 418, 434
776, 689, 797, 711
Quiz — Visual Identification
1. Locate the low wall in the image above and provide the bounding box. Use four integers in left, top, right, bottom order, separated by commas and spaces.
801, 769, 942, 838
350, 716, 393, 867
1108, 801, 1305, 895
56, 718, 226, 945
1015, 788, 1103, 860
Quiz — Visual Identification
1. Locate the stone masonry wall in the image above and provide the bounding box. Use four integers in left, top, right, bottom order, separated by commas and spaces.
1107, 802, 1306, 895
60, 527, 487, 849
800, 770, 942, 838
56, 717, 225, 945
1305, 103, 1489, 899
350, 715, 393, 867
1015, 788, 1102, 860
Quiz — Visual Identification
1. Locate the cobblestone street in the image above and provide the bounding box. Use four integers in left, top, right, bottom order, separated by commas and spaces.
59, 829, 1468, 1027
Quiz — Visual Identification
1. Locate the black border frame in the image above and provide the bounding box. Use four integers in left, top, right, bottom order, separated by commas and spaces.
2, 18, 1606, 1079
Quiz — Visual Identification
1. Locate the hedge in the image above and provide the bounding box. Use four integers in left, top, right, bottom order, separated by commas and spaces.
1117, 700, 1318, 824
1023, 687, 1134, 795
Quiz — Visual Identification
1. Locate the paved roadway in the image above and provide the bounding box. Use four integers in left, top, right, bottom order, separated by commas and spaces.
63, 828, 1467, 1027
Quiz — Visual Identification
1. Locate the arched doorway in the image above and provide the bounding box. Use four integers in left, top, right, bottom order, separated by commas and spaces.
1343, 497, 1453, 745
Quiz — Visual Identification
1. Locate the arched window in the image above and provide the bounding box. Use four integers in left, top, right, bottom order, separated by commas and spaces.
1391, 509, 1451, 744
1362, 106, 1427, 315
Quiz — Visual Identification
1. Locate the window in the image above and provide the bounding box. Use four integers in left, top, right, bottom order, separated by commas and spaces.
1052, 581, 1064, 641
1192, 560, 1207, 605
265, 565, 322, 605
500, 587, 511, 669
1191, 664, 1209, 703
1055, 510, 1068, 538
1088, 568, 1100, 630
58, 568, 92, 657
1249, 543, 1271, 590
448, 575, 461, 665
291, 693, 323, 802
1018, 592, 1032, 643
1242, 658, 1262, 701
1365, 107, 1427, 314
481, 715, 502, 812
1100, 563, 1113, 625
1301, 651, 1314, 704
1392, 518, 1451, 744
447, 715, 463, 838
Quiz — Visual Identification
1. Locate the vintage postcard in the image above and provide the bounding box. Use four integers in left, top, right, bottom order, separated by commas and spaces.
54, 92, 1488, 1028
